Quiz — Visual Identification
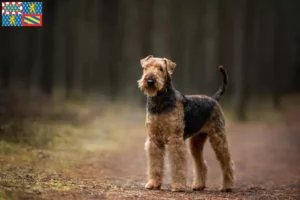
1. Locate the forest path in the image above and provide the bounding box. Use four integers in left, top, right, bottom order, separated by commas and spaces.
1, 104, 300, 200
40, 106, 300, 200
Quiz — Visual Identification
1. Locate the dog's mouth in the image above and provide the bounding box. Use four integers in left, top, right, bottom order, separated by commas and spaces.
138, 73, 165, 96
138, 77, 162, 96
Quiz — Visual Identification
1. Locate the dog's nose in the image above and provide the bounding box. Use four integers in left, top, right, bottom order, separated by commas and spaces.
147, 79, 155, 87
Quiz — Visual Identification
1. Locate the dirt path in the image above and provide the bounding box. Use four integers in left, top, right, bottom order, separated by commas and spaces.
1, 102, 300, 200
33, 110, 300, 200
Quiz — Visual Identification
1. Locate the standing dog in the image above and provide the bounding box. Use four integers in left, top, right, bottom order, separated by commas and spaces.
138, 55, 234, 192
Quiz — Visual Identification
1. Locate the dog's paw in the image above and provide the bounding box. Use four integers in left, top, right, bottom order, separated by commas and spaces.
220, 188, 233, 192
145, 180, 161, 190
192, 185, 205, 191
171, 184, 187, 192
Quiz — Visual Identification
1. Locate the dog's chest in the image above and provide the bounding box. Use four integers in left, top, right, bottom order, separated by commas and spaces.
146, 103, 184, 142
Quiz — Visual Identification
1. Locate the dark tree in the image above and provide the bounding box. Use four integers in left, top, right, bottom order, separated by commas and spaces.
40, 0, 57, 96
233, 0, 248, 120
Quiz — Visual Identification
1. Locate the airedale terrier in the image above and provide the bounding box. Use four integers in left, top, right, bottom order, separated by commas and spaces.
138, 55, 234, 192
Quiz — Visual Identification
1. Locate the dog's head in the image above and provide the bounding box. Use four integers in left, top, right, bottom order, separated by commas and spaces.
138, 55, 176, 96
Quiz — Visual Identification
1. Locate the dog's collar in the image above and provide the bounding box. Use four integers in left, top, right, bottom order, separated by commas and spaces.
156, 77, 173, 96
156, 88, 168, 96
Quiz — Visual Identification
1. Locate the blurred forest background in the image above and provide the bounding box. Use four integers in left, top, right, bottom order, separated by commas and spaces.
1, 1, 300, 199
0, 0, 300, 120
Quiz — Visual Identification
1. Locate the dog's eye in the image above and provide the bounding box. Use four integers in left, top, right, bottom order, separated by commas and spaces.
159, 67, 163, 72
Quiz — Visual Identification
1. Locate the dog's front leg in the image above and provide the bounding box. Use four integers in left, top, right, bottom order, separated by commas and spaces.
168, 136, 187, 192
145, 137, 165, 190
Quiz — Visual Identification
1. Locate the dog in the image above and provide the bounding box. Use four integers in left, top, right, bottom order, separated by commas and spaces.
138, 55, 234, 192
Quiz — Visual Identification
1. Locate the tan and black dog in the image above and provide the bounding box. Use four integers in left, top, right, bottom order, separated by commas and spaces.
138, 55, 234, 192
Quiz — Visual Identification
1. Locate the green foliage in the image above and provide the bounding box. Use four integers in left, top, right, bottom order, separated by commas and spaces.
0, 102, 146, 198
0, 119, 58, 149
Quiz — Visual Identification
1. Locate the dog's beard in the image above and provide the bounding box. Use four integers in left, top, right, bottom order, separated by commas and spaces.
137, 76, 164, 97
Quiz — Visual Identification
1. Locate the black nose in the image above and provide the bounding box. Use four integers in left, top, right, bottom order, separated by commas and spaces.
147, 79, 155, 87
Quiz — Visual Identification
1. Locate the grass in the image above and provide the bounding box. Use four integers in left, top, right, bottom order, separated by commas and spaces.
221, 94, 300, 124
0, 98, 147, 198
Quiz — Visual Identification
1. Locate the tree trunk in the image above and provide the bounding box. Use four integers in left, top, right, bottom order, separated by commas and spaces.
100, 0, 124, 101
64, 0, 76, 99
296, 34, 300, 91
233, 0, 248, 121
40, 0, 56, 96
82, 0, 99, 95
139, 0, 154, 57
182, 1, 193, 93
24, 29, 37, 91
120, 0, 144, 99
219, 0, 235, 95
1, 59, 10, 90
203, 0, 220, 94
151, 0, 172, 57
0, 30, 12, 90
273, 1, 283, 109
169, 0, 185, 92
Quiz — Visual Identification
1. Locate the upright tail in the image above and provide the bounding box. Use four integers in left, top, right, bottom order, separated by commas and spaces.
212, 66, 228, 101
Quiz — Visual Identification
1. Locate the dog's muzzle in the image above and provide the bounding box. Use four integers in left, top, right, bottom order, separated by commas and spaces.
147, 79, 155, 87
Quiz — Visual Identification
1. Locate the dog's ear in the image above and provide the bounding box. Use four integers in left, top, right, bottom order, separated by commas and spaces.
140, 55, 153, 67
163, 58, 176, 75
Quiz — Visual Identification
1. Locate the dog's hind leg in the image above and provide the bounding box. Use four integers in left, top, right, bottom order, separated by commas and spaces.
209, 131, 234, 192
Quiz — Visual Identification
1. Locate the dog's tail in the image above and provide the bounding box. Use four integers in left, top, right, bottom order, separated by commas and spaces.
212, 66, 228, 102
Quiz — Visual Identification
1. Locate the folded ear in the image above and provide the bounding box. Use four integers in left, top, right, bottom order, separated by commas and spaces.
140, 55, 153, 67
163, 58, 176, 75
